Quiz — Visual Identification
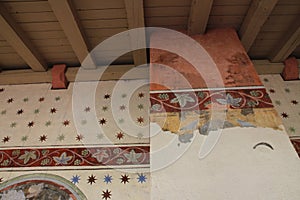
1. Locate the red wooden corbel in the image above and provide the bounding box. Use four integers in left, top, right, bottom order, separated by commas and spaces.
51, 64, 68, 89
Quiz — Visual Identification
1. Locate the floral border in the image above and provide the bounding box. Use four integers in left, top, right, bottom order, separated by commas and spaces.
0, 146, 149, 168
150, 88, 273, 113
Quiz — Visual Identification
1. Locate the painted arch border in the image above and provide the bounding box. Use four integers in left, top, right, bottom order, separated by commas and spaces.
0, 173, 87, 199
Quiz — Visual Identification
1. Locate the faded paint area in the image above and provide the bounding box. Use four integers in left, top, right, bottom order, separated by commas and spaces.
150, 108, 283, 134
150, 28, 262, 91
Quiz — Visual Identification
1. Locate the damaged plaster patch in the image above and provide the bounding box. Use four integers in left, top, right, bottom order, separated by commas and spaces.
199, 120, 234, 136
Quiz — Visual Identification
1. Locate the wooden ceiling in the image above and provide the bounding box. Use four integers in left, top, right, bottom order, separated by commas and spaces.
0, 0, 299, 75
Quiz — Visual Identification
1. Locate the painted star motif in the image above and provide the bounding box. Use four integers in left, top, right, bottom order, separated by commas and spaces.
63, 120, 70, 126
34, 109, 39, 114
76, 134, 84, 141
39, 135, 47, 142
281, 112, 289, 118
99, 118, 107, 125
137, 116, 144, 124
121, 93, 127, 98
55, 96, 61, 101
2, 136, 10, 143
87, 174, 97, 185
120, 174, 130, 184
23, 97, 29, 102
50, 108, 57, 114
102, 106, 108, 112
7, 98, 13, 103
137, 174, 147, 183
289, 127, 296, 133
28, 121, 34, 127
1, 110, 6, 115
39, 97, 45, 102
116, 132, 124, 140
17, 109, 24, 115
104, 94, 110, 99
45, 121, 51, 127
104, 175, 112, 184
291, 100, 298, 105
57, 134, 65, 141
285, 88, 290, 93
71, 175, 80, 184
137, 104, 144, 110
275, 100, 281, 106
21, 135, 28, 142
102, 189, 112, 200
138, 92, 145, 98
84, 106, 91, 112
120, 105, 126, 111
269, 89, 275, 93
10, 122, 17, 128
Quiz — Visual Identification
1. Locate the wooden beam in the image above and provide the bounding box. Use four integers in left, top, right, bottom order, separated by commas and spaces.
252, 60, 284, 74
188, 0, 213, 35
269, 19, 300, 62
0, 65, 149, 85
0, 4, 47, 71
239, 0, 278, 52
253, 59, 300, 74
124, 0, 147, 66
48, 0, 95, 69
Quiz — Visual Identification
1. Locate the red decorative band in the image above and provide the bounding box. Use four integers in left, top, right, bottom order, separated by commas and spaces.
150, 88, 273, 113
0, 146, 149, 168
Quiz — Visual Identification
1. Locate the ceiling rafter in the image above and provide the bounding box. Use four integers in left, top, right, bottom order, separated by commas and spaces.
48, 0, 96, 69
188, 0, 214, 35
124, 0, 147, 66
0, 4, 47, 71
239, 0, 278, 52
270, 18, 300, 62
0, 65, 149, 85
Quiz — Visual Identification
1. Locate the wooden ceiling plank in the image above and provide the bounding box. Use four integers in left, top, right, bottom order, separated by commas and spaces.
124, 0, 147, 66
146, 16, 188, 26
48, 0, 96, 69
239, 0, 278, 52
4, 1, 52, 13
211, 5, 249, 16
85, 28, 127, 38
0, 64, 148, 85
81, 19, 128, 29
270, 19, 300, 62
188, 0, 214, 35
77, 9, 126, 20
73, 0, 125, 10
0, 4, 47, 71
145, 7, 190, 17
144, 0, 191, 7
